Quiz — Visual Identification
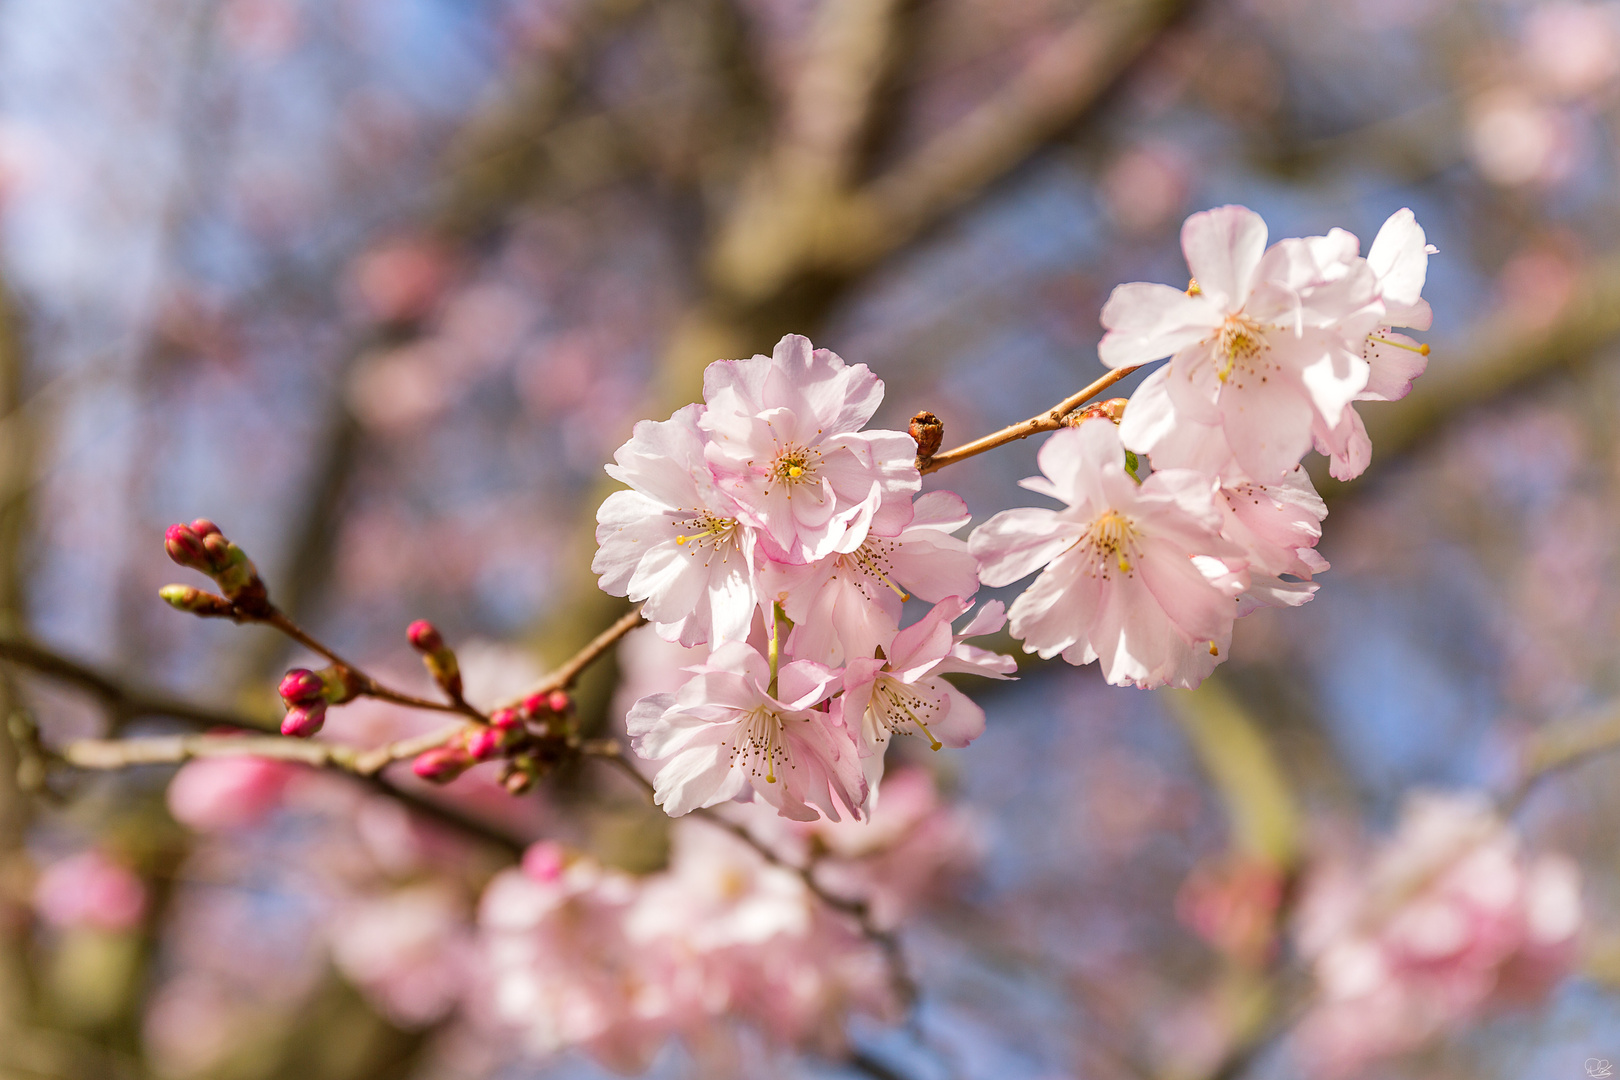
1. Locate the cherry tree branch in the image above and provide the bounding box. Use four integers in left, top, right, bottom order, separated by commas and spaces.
501, 608, 646, 708
919, 363, 1144, 474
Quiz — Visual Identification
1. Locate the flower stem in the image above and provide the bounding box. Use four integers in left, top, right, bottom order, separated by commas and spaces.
768, 602, 783, 696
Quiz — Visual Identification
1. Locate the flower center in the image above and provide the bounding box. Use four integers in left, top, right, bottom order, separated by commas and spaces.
840, 538, 910, 601
734, 705, 791, 784
768, 441, 823, 491
1215, 313, 1274, 385
1084, 509, 1138, 577
674, 511, 738, 559
871, 675, 942, 751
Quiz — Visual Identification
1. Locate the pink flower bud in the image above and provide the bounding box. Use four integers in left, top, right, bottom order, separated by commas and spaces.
520, 692, 548, 718
406, 619, 444, 653
280, 701, 327, 738
490, 707, 522, 731
466, 727, 503, 762
522, 840, 565, 882
278, 668, 325, 706
411, 745, 472, 784
164, 524, 208, 568
189, 518, 222, 539
546, 690, 573, 716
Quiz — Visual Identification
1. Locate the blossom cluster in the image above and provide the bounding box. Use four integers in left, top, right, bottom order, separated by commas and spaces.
478, 778, 970, 1074
598, 206, 1435, 823
1291, 792, 1582, 1075
970, 206, 1435, 689
596, 334, 1015, 821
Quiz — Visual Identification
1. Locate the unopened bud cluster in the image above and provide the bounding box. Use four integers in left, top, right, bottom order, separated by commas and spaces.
276, 665, 361, 738
160, 519, 269, 618
407, 619, 463, 702
411, 686, 576, 791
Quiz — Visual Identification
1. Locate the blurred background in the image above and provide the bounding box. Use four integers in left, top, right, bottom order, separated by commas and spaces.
1, 0, 1618, 1077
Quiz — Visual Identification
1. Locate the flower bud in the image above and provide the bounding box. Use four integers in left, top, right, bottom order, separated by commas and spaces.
159, 584, 235, 618
546, 690, 573, 717
465, 727, 503, 762
189, 518, 222, 539
280, 701, 327, 739
278, 668, 325, 706
406, 621, 462, 700
164, 524, 210, 569
490, 707, 522, 731
520, 692, 548, 718
406, 620, 444, 653
411, 745, 473, 784
909, 411, 944, 459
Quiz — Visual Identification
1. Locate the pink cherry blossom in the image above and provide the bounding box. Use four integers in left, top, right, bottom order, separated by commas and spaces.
1103, 205, 1387, 481
840, 595, 1015, 799
699, 334, 920, 563
328, 884, 473, 1027
626, 640, 866, 821
1217, 466, 1330, 613
479, 847, 677, 1072
759, 489, 981, 666
1314, 208, 1437, 480
970, 420, 1248, 689
594, 402, 760, 647
1292, 792, 1582, 1076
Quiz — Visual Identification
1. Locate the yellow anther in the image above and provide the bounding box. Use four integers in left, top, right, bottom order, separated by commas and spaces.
1209, 642, 1219, 657
1187, 278, 1202, 296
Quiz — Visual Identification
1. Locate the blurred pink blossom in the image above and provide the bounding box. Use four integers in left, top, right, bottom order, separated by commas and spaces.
33, 850, 147, 931
329, 884, 475, 1027
166, 755, 301, 831
1292, 792, 1582, 1076
1468, 90, 1576, 187
1101, 141, 1190, 233
1524, 3, 1620, 99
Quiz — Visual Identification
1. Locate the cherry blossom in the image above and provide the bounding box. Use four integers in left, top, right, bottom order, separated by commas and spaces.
699, 334, 921, 563
33, 850, 148, 931
1292, 792, 1582, 1076
759, 489, 981, 666
1102, 205, 1389, 482
840, 595, 1015, 798
1314, 208, 1438, 479
971, 420, 1248, 688
594, 402, 760, 647
626, 640, 866, 821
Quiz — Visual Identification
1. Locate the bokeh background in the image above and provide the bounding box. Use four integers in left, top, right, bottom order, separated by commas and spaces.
1, 0, 1619, 1077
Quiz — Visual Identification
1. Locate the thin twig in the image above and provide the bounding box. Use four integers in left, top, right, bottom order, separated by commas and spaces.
0, 637, 280, 731
1503, 700, 1620, 815
919, 364, 1144, 474
262, 609, 481, 720
506, 608, 646, 706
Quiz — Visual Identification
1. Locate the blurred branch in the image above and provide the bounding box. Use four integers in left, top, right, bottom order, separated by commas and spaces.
0, 636, 281, 731
1506, 699, 1620, 814
1163, 678, 1300, 867
57, 727, 461, 777
823, 0, 1189, 273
